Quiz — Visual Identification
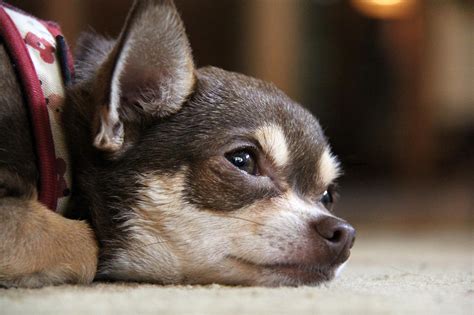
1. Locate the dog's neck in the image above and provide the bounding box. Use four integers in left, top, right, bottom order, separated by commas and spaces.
0, 5, 73, 212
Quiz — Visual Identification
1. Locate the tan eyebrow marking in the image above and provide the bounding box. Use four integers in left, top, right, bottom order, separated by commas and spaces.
254, 124, 289, 168
318, 148, 341, 186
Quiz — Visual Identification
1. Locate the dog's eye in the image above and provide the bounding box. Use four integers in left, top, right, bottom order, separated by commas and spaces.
226, 150, 257, 175
320, 190, 333, 209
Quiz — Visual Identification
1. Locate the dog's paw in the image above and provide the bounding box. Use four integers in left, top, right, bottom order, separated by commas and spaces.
0, 199, 98, 288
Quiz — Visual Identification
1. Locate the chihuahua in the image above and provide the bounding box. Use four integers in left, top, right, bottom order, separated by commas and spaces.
0, 0, 355, 288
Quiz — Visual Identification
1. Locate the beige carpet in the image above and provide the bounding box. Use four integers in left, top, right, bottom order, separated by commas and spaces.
1, 228, 472, 315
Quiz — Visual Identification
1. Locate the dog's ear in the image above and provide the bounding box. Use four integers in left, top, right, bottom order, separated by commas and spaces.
93, 0, 194, 153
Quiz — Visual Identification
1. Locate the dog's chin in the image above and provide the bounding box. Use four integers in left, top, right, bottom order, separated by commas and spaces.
222, 256, 338, 287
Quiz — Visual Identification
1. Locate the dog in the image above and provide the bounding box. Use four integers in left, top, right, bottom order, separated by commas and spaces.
0, 0, 355, 288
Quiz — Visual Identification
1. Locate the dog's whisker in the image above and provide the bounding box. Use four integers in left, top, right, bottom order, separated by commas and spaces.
135, 230, 268, 251
220, 214, 284, 233
220, 214, 266, 227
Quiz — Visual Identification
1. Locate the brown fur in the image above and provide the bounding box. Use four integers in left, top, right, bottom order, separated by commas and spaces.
0, 37, 97, 288
0, 0, 354, 288
0, 198, 98, 288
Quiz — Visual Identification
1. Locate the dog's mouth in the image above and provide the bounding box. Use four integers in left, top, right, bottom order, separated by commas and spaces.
227, 256, 336, 285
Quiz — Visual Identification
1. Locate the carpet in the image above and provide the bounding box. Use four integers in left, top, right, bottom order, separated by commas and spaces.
1, 228, 472, 315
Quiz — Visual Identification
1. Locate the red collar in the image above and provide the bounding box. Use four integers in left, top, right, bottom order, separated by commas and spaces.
0, 4, 73, 212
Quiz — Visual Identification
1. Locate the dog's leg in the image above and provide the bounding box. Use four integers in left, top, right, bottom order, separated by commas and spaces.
0, 195, 98, 288
0, 40, 98, 288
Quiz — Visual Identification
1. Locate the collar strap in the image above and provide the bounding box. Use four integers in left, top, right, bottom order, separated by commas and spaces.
0, 4, 73, 212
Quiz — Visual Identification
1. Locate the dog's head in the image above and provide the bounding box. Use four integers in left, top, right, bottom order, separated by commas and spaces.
68, 0, 355, 286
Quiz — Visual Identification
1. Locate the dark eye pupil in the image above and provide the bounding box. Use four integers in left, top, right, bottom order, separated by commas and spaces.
321, 190, 333, 207
232, 153, 248, 168
227, 151, 257, 175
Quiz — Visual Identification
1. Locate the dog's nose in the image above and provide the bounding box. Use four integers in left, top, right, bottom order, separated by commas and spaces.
313, 216, 356, 254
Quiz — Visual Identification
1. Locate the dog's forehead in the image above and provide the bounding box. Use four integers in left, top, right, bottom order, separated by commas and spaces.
190, 67, 339, 191
193, 67, 324, 136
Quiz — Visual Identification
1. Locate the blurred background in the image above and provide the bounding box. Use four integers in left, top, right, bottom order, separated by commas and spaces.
8, 0, 473, 231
